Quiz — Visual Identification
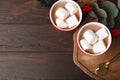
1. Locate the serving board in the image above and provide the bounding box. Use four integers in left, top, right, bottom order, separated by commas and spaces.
73, 16, 120, 80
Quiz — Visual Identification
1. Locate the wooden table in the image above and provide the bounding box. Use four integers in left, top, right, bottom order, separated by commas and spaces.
0, 0, 93, 80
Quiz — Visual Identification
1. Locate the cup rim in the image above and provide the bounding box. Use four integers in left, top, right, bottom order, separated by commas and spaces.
77, 22, 112, 56
49, 0, 82, 32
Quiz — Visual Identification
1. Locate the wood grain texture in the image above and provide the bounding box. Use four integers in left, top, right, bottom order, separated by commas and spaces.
0, 0, 49, 24
0, 24, 73, 51
73, 23, 120, 80
0, 52, 92, 80
0, 0, 93, 80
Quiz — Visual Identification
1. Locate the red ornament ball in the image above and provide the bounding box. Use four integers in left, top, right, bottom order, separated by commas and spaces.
111, 29, 120, 37
82, 4, 93, 13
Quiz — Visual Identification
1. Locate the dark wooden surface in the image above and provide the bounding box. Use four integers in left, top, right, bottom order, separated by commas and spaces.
0, 0, 93, 80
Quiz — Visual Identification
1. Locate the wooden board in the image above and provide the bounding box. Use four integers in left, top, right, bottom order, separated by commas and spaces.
73, 22, 120, 80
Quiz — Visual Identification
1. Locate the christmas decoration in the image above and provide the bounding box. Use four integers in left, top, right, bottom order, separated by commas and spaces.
118, 0, 120, 9
111, 29, 120, 37
76, 0, 97, 7
101, 1, 119, 29
92, 3, 107, 25
82, 4, 93, 15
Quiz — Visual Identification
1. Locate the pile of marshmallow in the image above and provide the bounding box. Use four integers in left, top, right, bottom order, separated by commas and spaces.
55, 2, 79, 29
80, 28, 109, 53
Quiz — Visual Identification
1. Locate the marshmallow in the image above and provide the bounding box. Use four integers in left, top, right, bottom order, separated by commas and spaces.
80, 39, 92, 50
83, 30, 98, 45
55, 7, 69, 20
93, 40, 106, 53
65, 2, 78, 15
96, 28, 108, 40
55, 18, 67, 28
66, 15, 78, 28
